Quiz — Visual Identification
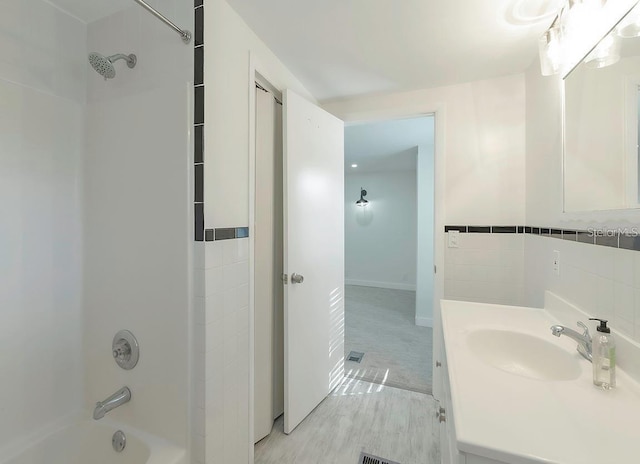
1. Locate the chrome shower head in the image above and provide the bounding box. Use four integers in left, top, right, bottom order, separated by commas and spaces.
88, 52, 137, 79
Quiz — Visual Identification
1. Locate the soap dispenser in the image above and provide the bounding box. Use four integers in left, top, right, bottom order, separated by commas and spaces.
589, 318, 616, 390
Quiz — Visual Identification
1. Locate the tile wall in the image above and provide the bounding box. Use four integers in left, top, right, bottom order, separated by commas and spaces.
525, 233, 640, 342
444, 227, 525, 306
191, 2, 252, 462
194, 239, 250, 464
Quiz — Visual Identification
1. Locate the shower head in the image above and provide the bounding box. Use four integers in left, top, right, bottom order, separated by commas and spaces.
88, 52, 137, 79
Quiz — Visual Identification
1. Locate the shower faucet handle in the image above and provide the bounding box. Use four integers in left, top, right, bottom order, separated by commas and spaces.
112, 330, 140, 370
113, 340, 131, 359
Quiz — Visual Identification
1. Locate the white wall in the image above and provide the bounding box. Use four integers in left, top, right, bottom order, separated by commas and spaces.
325, 74, 527, 323
324, 73, 526, 226
345, 169, 417, 290
416, 143, 436, 324
83, 1, 192, 448
0, 0, 85, 452
204, 0, 316, 228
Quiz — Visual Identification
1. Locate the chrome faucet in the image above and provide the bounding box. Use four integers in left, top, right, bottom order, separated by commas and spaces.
93, 387, 131, 420
550, 321, 592, 362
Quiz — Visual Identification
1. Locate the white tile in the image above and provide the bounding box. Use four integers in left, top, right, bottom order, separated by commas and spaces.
615, 317, 635, 338
613, 248, 635, 287
205, 293, 223, 322
205, 241, 223, 269
223, 313, 239, 362
443, 261, 455, 280
222, 285, 244, 315
194, 327, 207, 357
205, 320, 224, 355
205, 267, 224, 296
500, 234, 524, 251
223, 261, 249, 290
194, 269, 206, 298
452, 264, 473, 281
444, 279, 456, 298
613, 283, 635, 326
459, 233, 490, 250
195, 381, 205, 409
633, 254, 640, 290
193, 242, 205, 270
482, 249, 501, 267
205, 349, 225, 408
633, 289, 640, 339
192, 433, 205, 463
223, 237, 249, 265
595, 276, 615, 322
194, 297, 206, 326
194, 406, 205, 436
574, 270, 598, 316
593, 245, 615, 279
237, 306, 250, 333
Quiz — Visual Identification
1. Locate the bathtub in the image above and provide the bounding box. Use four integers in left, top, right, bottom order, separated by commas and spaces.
1, 418, 186, 464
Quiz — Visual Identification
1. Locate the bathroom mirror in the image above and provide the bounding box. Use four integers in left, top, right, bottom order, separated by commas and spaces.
563, 3, 640, 212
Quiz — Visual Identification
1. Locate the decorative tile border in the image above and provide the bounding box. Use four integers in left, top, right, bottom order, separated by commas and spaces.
444, 225, 640, 252
194, 0, 204, 241
192, 3, 248, 242
203, 227, 250, 241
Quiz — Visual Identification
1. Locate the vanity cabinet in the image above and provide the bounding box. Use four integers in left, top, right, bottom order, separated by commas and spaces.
433, 309, 507, 464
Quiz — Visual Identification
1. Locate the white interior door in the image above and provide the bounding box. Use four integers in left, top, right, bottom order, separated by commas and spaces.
283, 89, 344, 434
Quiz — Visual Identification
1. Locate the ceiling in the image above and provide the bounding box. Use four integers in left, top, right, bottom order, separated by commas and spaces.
345, 116, 434, 173
227, 0, 562, 101
46, 0, 131, 23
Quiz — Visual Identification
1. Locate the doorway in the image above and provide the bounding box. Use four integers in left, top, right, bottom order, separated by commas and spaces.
253, 81, 285, 443
343, 116, 435, 394
250, 75, 345, 450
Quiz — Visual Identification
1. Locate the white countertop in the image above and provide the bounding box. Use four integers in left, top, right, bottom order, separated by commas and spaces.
441, 299, 640, 464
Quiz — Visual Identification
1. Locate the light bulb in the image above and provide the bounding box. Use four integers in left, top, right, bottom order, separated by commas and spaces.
585, 34, 621, 69
617, 4, 640, 38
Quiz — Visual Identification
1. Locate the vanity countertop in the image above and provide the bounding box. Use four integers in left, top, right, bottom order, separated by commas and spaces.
441, 299, 640, 464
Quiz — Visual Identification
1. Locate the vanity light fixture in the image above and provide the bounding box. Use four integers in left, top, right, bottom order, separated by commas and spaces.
616, 3, 640, 37
584, 33, 621, 68
355, 188, 369, 207
538, 0, 616, 76
351, 164, 358, 168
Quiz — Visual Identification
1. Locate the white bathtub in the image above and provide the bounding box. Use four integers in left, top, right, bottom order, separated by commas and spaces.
1, 418, 186, 464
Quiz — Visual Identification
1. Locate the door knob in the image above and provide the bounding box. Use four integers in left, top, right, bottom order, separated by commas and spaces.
291, 273, 304, 284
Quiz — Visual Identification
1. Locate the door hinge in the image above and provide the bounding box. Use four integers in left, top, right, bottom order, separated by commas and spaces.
281, 273, 288, 285
434, 265, 437, 274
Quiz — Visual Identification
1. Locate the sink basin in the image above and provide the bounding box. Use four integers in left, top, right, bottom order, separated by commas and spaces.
466, 329, 582, 381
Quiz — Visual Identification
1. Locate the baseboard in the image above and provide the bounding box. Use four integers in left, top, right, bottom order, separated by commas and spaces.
345, 279, 416, 291
415, 316, 433, 328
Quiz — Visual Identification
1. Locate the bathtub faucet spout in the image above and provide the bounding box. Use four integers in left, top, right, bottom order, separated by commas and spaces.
93, 387, 131, 420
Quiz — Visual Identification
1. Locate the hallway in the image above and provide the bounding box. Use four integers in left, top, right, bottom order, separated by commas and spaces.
344, 285, 433, 394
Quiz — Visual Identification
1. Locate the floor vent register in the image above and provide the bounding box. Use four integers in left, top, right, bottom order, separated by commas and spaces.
358, 452, 400, 464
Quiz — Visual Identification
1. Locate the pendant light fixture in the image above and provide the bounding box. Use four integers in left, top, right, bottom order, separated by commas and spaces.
355, 188, 369, 207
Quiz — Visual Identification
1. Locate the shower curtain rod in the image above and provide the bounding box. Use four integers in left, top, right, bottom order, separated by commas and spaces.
132, 0, 192, 44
